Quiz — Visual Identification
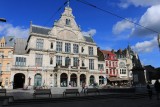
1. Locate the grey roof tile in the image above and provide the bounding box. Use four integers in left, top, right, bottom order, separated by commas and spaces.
4, 36, 15, 47
31, 25, 51, 35
84, 36, 94, 43
14, 38, 27, 55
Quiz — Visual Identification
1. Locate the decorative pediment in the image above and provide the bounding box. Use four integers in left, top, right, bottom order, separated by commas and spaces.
57, 30, 78, 41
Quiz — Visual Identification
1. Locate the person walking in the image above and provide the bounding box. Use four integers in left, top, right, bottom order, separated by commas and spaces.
147, 84, 152, 100
154, 79, 160, 100
81, 82, 86, 93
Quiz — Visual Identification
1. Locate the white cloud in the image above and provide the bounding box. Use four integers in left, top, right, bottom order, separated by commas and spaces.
119, 0, 160, 8
0, 23, 29, 38
131, 5, 160, 36
112, 18, 134, 34
82, 29, 96, 37
132, 37, 158, 53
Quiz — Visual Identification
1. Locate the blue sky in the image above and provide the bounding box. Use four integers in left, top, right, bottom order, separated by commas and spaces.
0, 0, 160, 67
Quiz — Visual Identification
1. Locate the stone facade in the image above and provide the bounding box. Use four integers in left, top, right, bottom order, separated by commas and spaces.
11, 6, 106, 89
0, 36, 14, 88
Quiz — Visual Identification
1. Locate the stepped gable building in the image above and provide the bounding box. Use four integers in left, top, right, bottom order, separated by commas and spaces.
11, 5, 107, 89
0, 36, 14, 88
114, 45, 136, 79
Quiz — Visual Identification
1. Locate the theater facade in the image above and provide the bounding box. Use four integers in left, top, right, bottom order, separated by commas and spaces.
11, 5, 106, 89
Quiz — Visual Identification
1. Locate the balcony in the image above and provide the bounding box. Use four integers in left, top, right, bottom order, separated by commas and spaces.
109, 74, 117, 77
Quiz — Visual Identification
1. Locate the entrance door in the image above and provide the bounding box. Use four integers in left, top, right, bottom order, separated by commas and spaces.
34, 74, 42, 86
90, 75, 95, 85
60, 73, 68, 87
99, 76, 104, 85
80, 74, 86, 85
13, 73, 25, 89
70, 74, 77, 87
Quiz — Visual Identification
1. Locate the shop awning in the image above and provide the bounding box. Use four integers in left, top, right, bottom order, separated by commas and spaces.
107, 77, 129, 81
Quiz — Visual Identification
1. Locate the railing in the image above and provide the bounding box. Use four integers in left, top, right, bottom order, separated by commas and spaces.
109, 74, 117, 77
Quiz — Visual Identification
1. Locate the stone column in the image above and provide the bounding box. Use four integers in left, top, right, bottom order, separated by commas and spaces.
77, 74, 80, 87
57, 72, 60, 87
67, 72, 70, 87
86, 74, 89, 86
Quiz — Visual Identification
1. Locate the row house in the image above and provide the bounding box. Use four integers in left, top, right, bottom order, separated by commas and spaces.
0, 36, 14, 88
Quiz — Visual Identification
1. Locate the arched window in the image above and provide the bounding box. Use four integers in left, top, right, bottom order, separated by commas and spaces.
50, 57, 53, 65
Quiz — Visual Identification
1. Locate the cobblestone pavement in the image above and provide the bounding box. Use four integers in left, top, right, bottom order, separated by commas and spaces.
1, 88, 160, 107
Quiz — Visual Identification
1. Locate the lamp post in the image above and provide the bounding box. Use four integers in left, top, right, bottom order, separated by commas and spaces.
0, 18, 6, 22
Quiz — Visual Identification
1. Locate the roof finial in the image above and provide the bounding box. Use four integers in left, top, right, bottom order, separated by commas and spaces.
67, 0, 70, 7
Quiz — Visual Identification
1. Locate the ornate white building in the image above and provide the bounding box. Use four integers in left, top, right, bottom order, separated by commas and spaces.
11, 5, 107, 89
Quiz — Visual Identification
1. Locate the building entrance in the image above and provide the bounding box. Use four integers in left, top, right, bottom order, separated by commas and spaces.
34, 74, 42, 86
70, 74, 77, 87
13, 73, 25, 89
80, 74, 86, 85
60, 73, 68, 87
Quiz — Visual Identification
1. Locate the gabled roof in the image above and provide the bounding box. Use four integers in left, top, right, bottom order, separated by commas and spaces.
101, 50, 115, 55
31, 25, 51, 35
4, 36, 15, 47
84, 36, 94, 43
14, 38, 27, 55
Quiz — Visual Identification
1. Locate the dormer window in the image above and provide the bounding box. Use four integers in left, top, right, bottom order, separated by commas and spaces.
66, 19, 70, 25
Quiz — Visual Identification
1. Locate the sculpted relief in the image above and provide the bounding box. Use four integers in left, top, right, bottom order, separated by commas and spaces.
57, 30, 78, 41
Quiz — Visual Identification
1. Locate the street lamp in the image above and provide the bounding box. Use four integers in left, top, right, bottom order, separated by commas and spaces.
0, 18, 6, 22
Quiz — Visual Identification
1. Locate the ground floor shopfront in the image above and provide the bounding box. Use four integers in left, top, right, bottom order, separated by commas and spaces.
10, 68, 107, 89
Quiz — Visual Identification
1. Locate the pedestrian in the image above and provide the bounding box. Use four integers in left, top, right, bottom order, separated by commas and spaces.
146, 84, 152, 100
81, 82, 86, 93
154, 79, 160, 100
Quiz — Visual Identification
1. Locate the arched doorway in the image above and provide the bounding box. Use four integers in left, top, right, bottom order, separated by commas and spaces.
34, 74, 42, 87
60, 73, 68, 87
13, 73, 25, 89
90, 75, 95, 85
70, 74, 77, 87
80, 74, 86, 85
99, 76, 104, 85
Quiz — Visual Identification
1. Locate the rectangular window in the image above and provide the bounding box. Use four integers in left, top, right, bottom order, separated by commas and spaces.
15, 57, 26, 66
106, 61, 108, 66
73, 44, 79, 53
109, 61, 111, 67
89, 59, 94, 70
73, 57, 79, 66
56, 41, 62, 52
36, 39, 44, 49
50, 42, 53, 49
106, 69, 108, 74
35, 54, 43, 67
88, 47, 93, 55
65, 43, 71, 53
56, 56, 62, 66
98, 64, 104, 70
